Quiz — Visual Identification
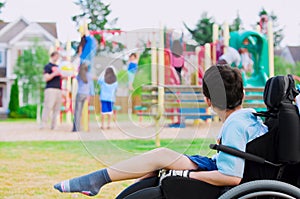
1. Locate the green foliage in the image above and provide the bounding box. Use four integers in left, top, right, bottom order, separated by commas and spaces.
72, 0, 123, 53
72, 0, 118, 31
9, 104, 38, 119
269, 11, 284, 48
117, 69, 128, 85
257, 8, 284, 48
230, 12, 243, 32
8, 79, 19, 117
0, 2, 5, 20
274, 55, 294, 76
14, 40, 48, 104
17, 104, 37, 119
184, 12, 214, 46
132, 49, 152, 96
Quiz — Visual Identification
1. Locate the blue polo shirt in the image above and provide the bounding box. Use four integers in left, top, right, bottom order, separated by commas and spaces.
214, 108, 268, 178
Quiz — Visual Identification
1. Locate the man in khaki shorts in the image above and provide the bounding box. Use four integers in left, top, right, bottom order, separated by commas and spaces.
41, 51, 61, 130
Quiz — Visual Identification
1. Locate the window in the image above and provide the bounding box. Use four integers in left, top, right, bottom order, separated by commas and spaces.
0, 49, 5, 67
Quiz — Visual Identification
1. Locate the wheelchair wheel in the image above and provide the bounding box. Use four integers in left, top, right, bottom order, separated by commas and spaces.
218, 180, 300, 199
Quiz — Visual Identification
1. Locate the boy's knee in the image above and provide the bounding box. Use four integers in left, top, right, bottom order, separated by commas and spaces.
151, 147, 172, 155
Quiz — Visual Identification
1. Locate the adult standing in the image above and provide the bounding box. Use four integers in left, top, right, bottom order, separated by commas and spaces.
41, 51, 62, 130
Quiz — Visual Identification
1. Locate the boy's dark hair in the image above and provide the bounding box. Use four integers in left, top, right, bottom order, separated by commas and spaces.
50, 51, 59, 57
105, 67, 117, 84
129, 53, 137, 59
203, 64, 244, 110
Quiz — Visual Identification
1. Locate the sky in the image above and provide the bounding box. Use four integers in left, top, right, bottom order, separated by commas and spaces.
1, 0, 300, 46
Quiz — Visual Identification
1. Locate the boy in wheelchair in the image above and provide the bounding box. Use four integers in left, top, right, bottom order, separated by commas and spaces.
54, 65, 300, 198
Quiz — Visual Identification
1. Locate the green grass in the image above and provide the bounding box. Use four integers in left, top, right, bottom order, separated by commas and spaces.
0, 118, 36, 122
0, 139, 214, 198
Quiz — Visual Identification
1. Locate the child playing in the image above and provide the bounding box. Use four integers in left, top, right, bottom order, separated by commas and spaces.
127, 53, 138, 90
97, 66, 118, 129
72, 63, 94, 132
54, 64, 268, 196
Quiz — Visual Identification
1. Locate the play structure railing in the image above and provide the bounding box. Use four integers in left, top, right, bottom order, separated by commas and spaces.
136, 85, 265, 147
139, 85, 265, 118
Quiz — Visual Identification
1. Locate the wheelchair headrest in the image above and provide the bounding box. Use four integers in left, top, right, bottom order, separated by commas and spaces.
262, 75, 300, 163
263, 75, 299, 112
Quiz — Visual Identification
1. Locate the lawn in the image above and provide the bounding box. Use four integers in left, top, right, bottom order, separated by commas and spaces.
0, 139, 215, 199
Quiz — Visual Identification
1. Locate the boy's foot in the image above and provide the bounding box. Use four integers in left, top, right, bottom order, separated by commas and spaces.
54, 169, 111, 196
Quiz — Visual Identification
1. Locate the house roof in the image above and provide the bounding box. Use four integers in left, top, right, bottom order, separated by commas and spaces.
38, 22, 57, 38
0, 22, 8, 31
0, 18, 28, 42
0, 18, 57, 43
287, 46, 300, 63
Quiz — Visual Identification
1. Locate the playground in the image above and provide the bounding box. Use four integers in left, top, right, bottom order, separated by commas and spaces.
2, 5, 300, 198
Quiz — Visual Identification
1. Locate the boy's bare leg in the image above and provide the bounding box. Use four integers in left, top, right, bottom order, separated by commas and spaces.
54, 148, 197, 196
108, 147, 197, 181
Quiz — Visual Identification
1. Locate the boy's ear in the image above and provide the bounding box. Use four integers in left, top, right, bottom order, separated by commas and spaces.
204, 97, 212, 107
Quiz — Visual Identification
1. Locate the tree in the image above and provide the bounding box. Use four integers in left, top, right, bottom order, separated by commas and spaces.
14, 40, 49, 105
72, 0, 123, 53
72, 0, 118, 31
184, 12, 214, 46
230, 11, 243, 32
8, 78, 19, 117
258, 8, 284, 48
0, 2, 5, 21
269, 11, 284, 48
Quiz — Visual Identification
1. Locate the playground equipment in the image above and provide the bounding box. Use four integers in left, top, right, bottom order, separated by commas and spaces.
140, 20, 275, 145
229, 30, 271, 87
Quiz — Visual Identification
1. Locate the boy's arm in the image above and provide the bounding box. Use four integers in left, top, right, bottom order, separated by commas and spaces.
189, 170, 241, 186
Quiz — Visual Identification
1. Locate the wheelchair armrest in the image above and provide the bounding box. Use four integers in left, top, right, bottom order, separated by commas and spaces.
209, 144, 281, 167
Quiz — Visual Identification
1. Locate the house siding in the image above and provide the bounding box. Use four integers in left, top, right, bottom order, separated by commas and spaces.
0, 68, 6, 77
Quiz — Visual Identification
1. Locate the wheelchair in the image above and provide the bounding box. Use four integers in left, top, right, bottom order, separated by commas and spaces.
116, 75, 300, 199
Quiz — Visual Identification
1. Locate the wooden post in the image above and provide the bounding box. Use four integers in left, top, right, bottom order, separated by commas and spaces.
195, 46, 201, 85
158, 27, 165, 86
151, 32, 157, 85
204, 43, 211, 70
268, 21, 274, 77
223, 22, 230, 54
65, 40, 72, 124
155, 26, 165, 147
212, 24, 219, 65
